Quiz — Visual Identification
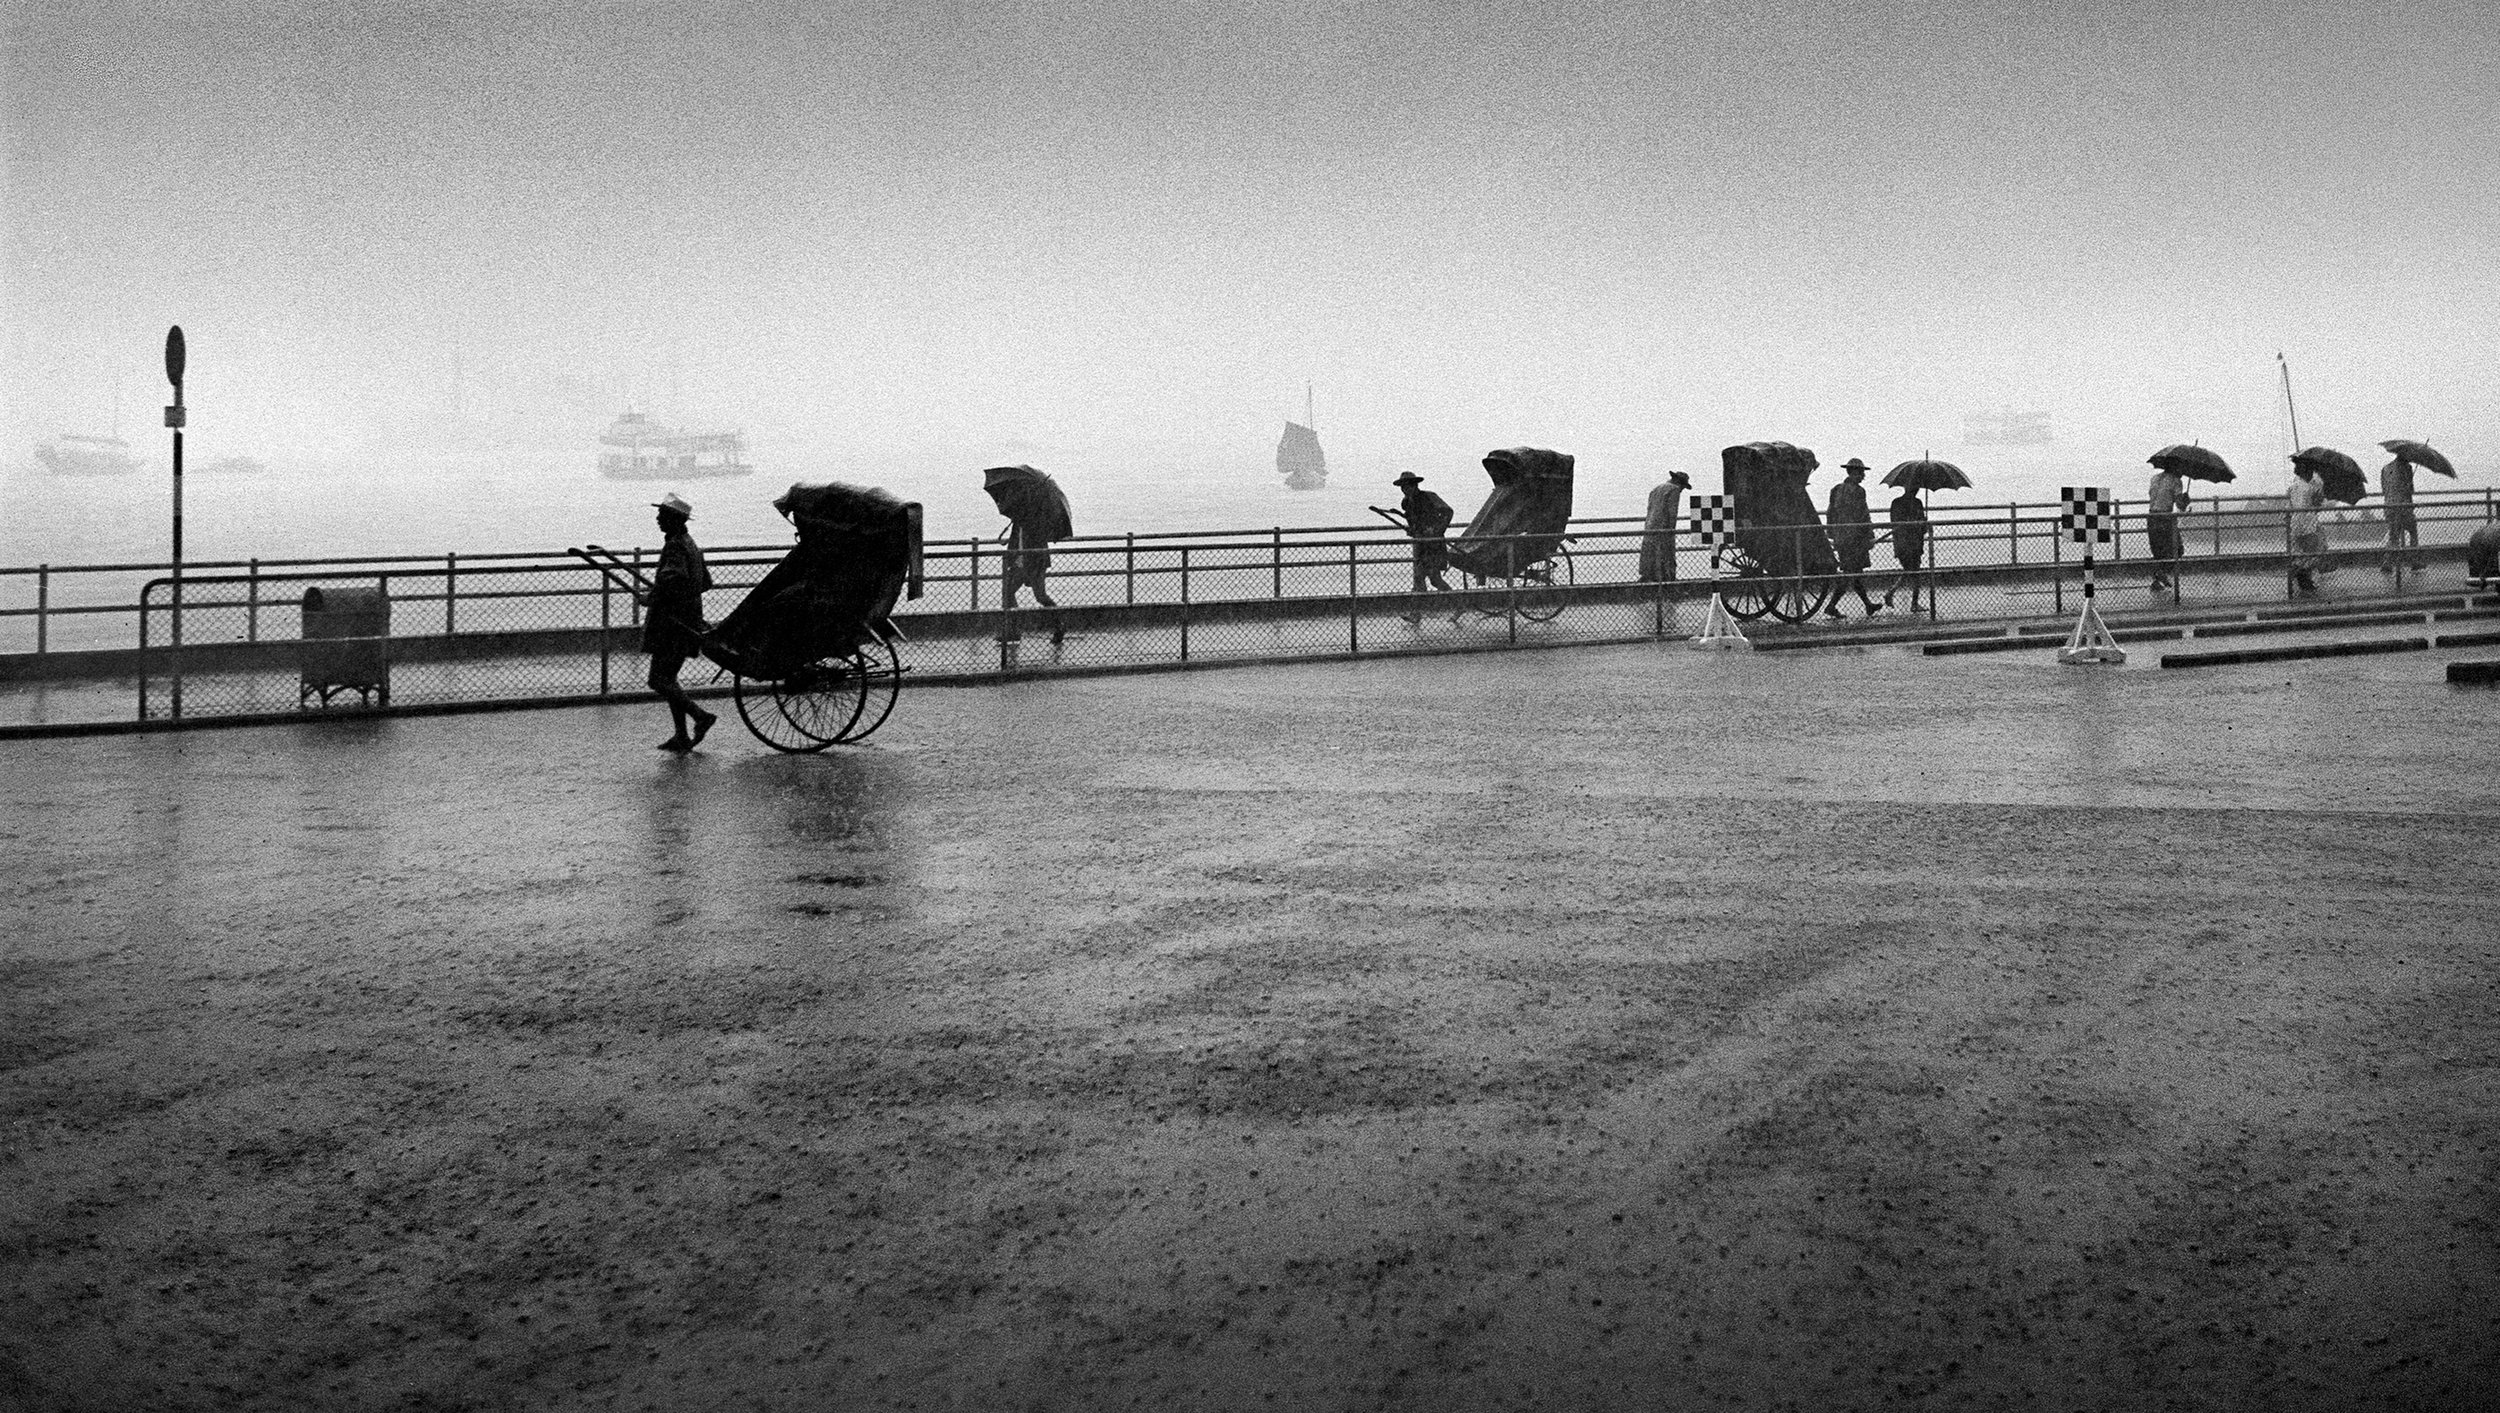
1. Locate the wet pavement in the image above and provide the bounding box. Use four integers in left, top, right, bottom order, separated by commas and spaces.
4, 640, 2498, 1410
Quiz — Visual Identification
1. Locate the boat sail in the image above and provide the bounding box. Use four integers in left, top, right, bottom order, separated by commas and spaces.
598, 410, 753, 481
1277, 383, 1326, 490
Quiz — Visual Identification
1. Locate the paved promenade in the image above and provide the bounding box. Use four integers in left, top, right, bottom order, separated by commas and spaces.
4, 639, 2497, 1410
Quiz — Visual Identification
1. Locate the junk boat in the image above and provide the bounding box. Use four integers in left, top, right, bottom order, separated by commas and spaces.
1276, 383, 1326, 490
598, 410, 753, 480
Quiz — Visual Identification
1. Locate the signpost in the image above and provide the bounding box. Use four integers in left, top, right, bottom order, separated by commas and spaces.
2056, 485, 2125, 665
1686, 494, 1750, 651
165, 326, 188, 719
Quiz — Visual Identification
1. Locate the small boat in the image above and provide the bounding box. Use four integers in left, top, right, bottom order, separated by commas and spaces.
598, 410, 753, 480
198, 455, 269, 475
1277, 383, 1326, 490
1963, 407, 2053, 447
36, 433, 141, 476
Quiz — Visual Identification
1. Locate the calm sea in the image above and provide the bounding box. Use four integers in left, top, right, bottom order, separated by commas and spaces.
4, 448, 2482, 569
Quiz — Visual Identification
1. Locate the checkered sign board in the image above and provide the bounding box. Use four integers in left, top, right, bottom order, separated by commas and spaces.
1687, 494, 1734, 546
2060, 487, 2115, 544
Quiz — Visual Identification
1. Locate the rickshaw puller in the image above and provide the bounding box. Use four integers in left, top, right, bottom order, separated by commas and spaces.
642, 493, 717, 752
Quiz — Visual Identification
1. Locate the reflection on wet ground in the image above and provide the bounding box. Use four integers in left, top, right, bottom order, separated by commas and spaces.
3, 642, 2496, 1410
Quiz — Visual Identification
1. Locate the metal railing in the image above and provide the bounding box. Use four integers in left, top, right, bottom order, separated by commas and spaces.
4, 487, 2493, 727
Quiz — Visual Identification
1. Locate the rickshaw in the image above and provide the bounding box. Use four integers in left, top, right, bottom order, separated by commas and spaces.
1444, 446, 1577, 622
574, 482, 923, 752
1713, 441, 1838, 623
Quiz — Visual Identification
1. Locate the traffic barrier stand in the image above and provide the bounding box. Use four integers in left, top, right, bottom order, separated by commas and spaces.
1691, 590, 1751, 652
2055, 487, 2125, 666
1687, 495, 1751, 652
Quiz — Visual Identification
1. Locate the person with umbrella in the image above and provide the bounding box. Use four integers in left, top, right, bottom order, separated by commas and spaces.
640, 492, 717, 752
1880, 480, 1930, 613
2285, 456, 2326, 598
2144, 460, 2191, 594
1876, 456, 1967, 613
981, 464, 1073, 612
2378, 454, 2418, 565
1823, 458, 1879, 617
2379, 438, 2454, 566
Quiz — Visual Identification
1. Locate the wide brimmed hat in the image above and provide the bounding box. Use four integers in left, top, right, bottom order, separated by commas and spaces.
1840, 457, 1870, 472
1667, 470, 1691, 486
1392, 471, 1424, 486
652, 492, 693, 519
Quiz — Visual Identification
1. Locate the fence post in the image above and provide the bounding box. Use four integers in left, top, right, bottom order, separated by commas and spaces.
1125, 533, 1136, 605
1347, 541, 1359, 653
630, 548, 643, 625
1506, 538, 1519, 645
1179, 546, 1191, 663
171, 567, 184, 722
1276, 529, 1285, 599
2211, 500, 2223, 555
379, 574, 393, 706
246, 559, 260, 643
2008, 505, 2019, 564
2053, 526, 2064, 613
138, 582, 152, 721
599, 568, 612, 696
445, 552, 458, 635
34, 565, 47, 654
970, 539, 982, 611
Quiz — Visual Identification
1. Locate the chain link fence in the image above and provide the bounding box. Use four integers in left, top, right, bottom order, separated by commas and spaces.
6, 487, 2493, 730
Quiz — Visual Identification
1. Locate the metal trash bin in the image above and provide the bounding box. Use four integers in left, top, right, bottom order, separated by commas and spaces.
300, 584, 391, 708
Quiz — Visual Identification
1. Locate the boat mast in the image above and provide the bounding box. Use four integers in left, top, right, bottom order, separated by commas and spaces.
1305, 382, 1314, 431
2277, 351, 2302, 453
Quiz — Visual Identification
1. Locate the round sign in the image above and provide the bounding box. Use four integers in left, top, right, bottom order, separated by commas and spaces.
165, 326, 186, 386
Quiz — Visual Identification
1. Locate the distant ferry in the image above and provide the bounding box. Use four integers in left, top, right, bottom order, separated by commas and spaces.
1963, 408, 2053, 447
597, 410, 753, 480
36, 433, 141, 476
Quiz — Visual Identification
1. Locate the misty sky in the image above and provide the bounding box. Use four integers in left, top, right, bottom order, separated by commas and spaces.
6, 0, 2496, 490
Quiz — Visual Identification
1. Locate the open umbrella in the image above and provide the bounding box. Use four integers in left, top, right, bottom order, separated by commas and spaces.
980, 464, 1073, 542
1883, 456, 1972, 492
2148, 444, 2236, 483
2379, 439, 2457, 478
2292, 446, 2367, 505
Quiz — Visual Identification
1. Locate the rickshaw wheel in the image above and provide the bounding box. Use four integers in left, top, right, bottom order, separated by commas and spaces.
734, 672, 835, 753
1716, 550, 1777, 622
1764, 573, 1836, 624
1515, 547, 1576, 623
772, 657, 872, 747
840, 636, 904, 742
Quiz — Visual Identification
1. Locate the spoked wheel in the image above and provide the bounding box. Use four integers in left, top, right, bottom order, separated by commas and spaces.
1717, 548, 1778, 622
735, 671, 832, 753
773, 656, 872, 746
1763, 572, 1835, 624
842, 635, 904, 743
1514, 546, 1576, 623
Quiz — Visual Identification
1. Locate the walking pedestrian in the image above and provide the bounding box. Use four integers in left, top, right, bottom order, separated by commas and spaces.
1825, 458, 1879, 617
1881, 485, 1930, 613
1383, 472, 1455, 623
2286, 458, 2326, 597
2146, 461, 2190, 593
1003, 518, 1057, 610
1639, 471, 1692, 582
641, 492, 717, 752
